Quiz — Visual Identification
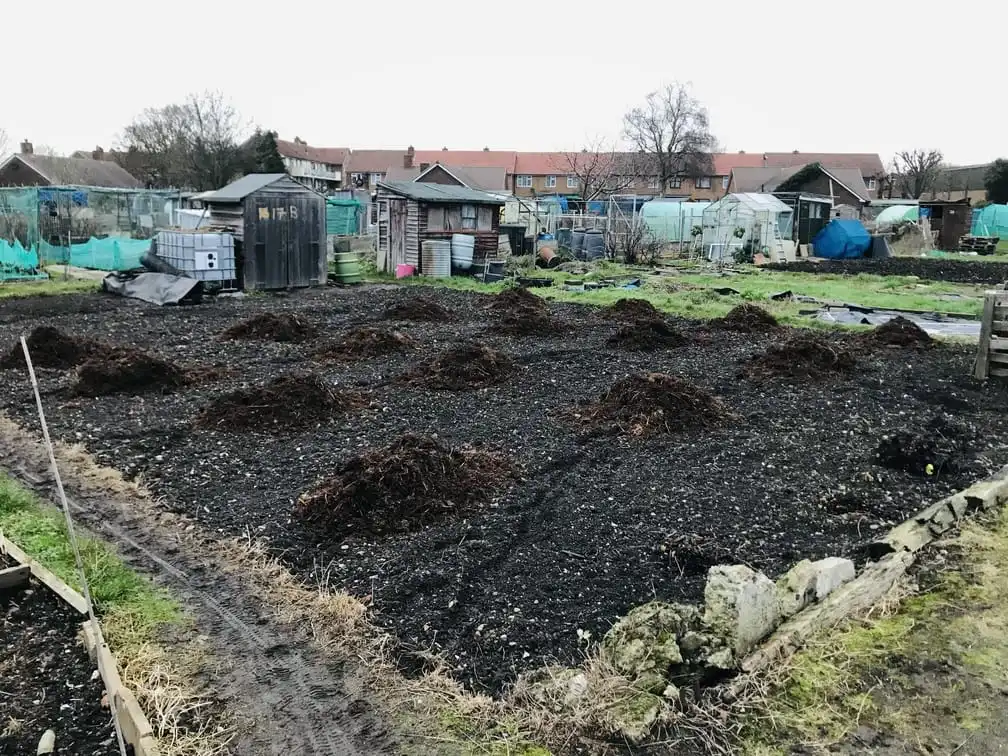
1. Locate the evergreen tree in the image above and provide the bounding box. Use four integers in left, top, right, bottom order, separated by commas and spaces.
985, 159, 1008, 205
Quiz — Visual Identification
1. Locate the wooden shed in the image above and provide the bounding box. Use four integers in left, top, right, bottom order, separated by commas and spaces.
197, 174, 326, 290
375, 180, 505, 273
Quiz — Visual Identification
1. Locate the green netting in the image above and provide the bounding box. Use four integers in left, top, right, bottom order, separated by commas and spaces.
972, 204, 1008, 239
0, 239, 46, 280
39, 237, 152, 270
326, 197, 361, 236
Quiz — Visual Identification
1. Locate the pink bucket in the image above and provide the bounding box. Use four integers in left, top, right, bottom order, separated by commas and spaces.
395, 264, 415, 279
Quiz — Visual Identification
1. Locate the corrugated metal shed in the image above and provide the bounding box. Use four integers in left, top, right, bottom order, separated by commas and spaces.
378, 180, 506, 205
199, 174, 291, 202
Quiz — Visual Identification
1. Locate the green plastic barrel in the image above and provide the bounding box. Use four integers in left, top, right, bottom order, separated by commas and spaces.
333, 253, 362, 285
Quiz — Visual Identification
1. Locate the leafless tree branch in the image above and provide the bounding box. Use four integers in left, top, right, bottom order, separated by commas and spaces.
623, 83, 716, 195
0, 128, 8, 158
894, 149, 944, 199
549, 137, 643, 202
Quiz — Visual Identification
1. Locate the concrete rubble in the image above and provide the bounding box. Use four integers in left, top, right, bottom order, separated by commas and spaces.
703, 565, 781, 656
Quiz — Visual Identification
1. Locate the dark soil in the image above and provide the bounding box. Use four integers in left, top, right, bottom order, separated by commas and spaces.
487, 287, 564, 336
488, 287, 547, 315
222, 312, 318, 343
402, 341, 514, 390
315, 327, 417, 360
875, 416, 981, 480
713, 303, 781, 333
574, 372, 735, 437
765, 257, 1008, 285
742, 335, 857, 380
605, 298, 661, 322
295, 433, 514, 536
74, 349, 187, 396
195, 374, 370, 432
608, 318, 688, 351
383, 297, 452, 322
0, 573, 115, 756
2, 284, 1007, 697
0, 326, 102, 370
856, 316, 934, 349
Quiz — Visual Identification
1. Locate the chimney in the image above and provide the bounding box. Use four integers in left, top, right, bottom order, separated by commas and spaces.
92, 145, 104, 160
20, 140, 33, 155
792, 149, 799, 155
404, 145, 415, 169
483, 146, 489, 152
738, 150, 745, 154
442, 146, 448, 151
762, 153, 767, 167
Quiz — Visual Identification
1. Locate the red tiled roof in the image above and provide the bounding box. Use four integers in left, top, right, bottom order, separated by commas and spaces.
763, 152, 886, 176
713, 153, 768, 175
344, 149, 407, 174
414, 150, 518, 171
276, 139, 348, 165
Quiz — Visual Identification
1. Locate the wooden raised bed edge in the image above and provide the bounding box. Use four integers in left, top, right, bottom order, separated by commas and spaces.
0, 532, 161, 756
738, 463, 1008, 677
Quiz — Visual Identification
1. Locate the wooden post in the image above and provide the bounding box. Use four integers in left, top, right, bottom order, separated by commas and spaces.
976, 291, 997, 380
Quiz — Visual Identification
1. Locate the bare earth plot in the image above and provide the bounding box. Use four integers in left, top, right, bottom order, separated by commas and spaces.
1, 284, 1006, 712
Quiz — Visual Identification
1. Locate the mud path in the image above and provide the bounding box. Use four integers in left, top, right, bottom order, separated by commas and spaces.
0, 419, 394, 756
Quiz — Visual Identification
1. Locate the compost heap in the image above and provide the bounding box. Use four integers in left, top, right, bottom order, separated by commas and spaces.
195, 374, 369, 431
489, 287, 548, 315
384, 297, 453, 322
74, 349, 187, 396
295, 433, 513, 535
714, 304, 781, 333
605, 298, 661, 322
875, 416, 978, 480
856, 316, 933, 349
222, 312, 318, 343
608, 318, 688, 351
742, 336, 857, 380
316, 327, 417, 360
576, 372, 734, 437
404, 342, 514, 390
0, 326, 102, 370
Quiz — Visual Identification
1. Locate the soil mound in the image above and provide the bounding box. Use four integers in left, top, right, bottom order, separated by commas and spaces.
495, 309, 565, 337
316, 327, 417, 360
404, 342, 514, 390
605, 298, 661, 322
74, 349, 187, 396
489, 287, 547, 315
0, 326, 100, 370
295, 433, 513, 535
608, 318, 688, 351
195, 374, 369, 431
384, 297, 452, 322
222, 313, 317, 343
714, 304, 780, 333
576, 372, 733, 436
857, 316, 933, 349
742, 336, 856, 380
875, 417, 976, 479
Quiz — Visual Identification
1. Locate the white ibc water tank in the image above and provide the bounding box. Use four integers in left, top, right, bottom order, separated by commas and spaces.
450, 233, 475, 270
421, 240, 452, 277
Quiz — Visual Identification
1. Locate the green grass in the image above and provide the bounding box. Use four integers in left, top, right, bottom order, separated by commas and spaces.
0, 276, 98, 300
0, 473, 181, 647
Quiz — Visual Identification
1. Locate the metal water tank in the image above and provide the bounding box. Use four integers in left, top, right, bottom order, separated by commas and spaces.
583, 229, 605, 261
421, 240, 452, 277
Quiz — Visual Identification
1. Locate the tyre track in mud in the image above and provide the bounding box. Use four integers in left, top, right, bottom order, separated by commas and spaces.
0, 433, 393, 756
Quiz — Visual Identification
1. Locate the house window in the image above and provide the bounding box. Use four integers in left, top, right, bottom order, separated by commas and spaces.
351, 172, 365, 187
545, 175, 556, 189
722, 176, 730, 190
648, 177, 660, 190
567, 175, 578, 189
516, 175, 532, 188
866, 177, 877, 191
370, 172, 383, 185
669, 177, 682, 189
696, 176, 712, 189
461, 204, 477, 230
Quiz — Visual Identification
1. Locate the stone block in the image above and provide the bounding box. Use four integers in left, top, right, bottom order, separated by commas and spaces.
703, 565, 781, 656
775, 559, 817, 618
811, 557, 856, 600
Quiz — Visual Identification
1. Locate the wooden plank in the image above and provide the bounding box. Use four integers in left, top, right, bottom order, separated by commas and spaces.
976, 291, 997, 379
989, 337, 1008, 353
991, 320, 1008, 336
991, 367, 1008, 378
0, 564, 30, 590
990, 352, 1008, 365
0, 534, 88, 614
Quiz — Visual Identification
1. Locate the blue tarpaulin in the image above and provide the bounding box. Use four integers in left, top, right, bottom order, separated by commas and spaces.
812, 219, 872, 259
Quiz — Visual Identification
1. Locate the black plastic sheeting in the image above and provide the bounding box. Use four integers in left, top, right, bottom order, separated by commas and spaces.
810, 306, 980, 337
102, 272, 203, 306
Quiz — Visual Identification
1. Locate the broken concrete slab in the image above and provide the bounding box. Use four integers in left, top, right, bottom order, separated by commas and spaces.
776, 559, 817, 618
703, 565, 781, 656
602, 602, 695, 689
812, 557, 856, 600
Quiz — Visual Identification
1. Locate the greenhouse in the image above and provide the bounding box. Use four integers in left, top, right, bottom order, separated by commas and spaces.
972, 204, 1008, 239
701, 193, 793, 262
639, 200, 711, 244
874, 204, 919, 228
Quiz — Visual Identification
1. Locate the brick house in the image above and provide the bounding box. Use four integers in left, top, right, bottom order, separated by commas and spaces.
275, 138, 348, 193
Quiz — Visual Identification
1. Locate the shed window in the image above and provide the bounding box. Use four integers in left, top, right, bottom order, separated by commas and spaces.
696, 176, 712, 189
477, 206, 493, 230
461, 204, 477, 230
428, 206, 446, 231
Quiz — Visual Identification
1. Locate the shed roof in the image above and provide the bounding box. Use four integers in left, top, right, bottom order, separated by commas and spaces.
199, 173, 291, 202
733, 163, 872, 203
378, 180, 505, 205
0, 153, 142, 188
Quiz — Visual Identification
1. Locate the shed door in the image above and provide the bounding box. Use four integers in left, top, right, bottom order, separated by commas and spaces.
389, 199, 407, 269
250, 196, 323, 289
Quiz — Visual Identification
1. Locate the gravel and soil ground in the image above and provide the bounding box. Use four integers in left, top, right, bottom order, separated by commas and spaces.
1, 284, 1006, 699
0, 557, 114, 756
765, 257, 1008, 286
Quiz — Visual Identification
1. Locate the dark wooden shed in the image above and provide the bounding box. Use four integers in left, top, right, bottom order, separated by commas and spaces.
919, 198, 972, 251
198, 174, 325, 290
375, 180, 505, 273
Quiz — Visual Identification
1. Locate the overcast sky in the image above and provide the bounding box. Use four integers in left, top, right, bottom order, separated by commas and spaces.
2, 0, 1003, 165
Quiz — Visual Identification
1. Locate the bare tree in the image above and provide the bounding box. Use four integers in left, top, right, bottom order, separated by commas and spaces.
550, 138, 643, 202
119, 91, 248, 190
0, 128, 8, 157
893, 149, 944, 199
623, 83, 716, 195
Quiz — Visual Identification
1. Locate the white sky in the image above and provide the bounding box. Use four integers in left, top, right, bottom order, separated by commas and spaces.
2, 0, 1004, 165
